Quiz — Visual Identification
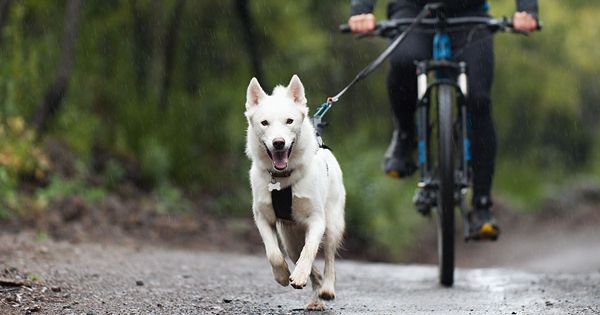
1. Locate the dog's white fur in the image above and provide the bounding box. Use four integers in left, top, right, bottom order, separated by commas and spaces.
245, 75, 345, 310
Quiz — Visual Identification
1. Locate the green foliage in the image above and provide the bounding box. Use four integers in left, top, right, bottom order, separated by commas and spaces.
0, 0, 599, 260
35, 230, 48, 241
140, 137, 171, 186
494, 159, 565, 210
482, 1, 600, 212
102, 158, 126, 189
36, 175, 107, 206
0, 116, 49, 217
337, 132, 426, 259
591, 135, 600, 178
153, 182, 192, 214
0, 116, 49, 178
27, 273, 44, 282
0, 167, 18, 218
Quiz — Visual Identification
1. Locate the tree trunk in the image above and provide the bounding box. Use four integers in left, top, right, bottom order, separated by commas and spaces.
32, 0, 82, 134
131, 0, 150, 94
0, 0, 12, 46
158, 0, 186, 110
183, 25, 201, 95
235, 0, 265, 85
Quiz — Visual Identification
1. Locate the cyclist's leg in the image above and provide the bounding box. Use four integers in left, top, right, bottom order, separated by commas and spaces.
453, 23, 499, 238
459, 35, 496, 203
384, 16, 432, 178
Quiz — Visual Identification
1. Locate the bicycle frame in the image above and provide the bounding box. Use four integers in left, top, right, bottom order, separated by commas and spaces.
414, 35, 471, 216
412, 19, 475, 286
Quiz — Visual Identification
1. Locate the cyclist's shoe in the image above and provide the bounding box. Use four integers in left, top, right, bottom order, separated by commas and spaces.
383, 130, 416, 178
467, 196, 499, 241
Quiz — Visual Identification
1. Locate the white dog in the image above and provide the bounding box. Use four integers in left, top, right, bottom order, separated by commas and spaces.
245, 75, 345, 311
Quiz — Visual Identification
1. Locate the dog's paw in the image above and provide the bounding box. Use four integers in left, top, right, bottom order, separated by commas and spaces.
304, 301, 325, 311
318, 288, 335, 301
289, 267, 310, 289
272, 263, 291, 287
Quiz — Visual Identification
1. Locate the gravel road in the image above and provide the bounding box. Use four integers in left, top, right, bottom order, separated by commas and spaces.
1, 232, 599, 315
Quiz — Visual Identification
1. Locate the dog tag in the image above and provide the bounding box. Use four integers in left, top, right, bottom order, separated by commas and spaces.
268, 181, 281, 192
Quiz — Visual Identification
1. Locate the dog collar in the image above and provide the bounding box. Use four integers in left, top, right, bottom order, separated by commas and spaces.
268, 169, 293, 178
267, 169, 292, 192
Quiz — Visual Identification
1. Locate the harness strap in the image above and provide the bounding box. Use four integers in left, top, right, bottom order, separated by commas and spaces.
271, 186, 293, 222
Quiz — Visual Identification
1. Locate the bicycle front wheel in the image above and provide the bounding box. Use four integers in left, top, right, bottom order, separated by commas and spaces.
436, 84, 456, 287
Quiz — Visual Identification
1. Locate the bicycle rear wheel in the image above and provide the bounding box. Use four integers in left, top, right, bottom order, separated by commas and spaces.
436, 84, 455, 287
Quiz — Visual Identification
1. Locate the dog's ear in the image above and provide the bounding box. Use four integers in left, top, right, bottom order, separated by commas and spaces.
287, 74, 306, 106
246, 77, 266, 110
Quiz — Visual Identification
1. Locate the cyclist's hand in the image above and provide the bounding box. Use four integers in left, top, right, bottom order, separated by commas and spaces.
348, 13, 376, 33
512, 11, 537, 32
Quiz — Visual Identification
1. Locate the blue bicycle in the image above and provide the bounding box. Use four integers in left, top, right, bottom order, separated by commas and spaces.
341, 3, 539, 286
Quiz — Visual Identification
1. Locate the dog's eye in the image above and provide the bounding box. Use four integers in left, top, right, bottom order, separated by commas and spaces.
286, 119, 294, 125
260, 120, 269, 126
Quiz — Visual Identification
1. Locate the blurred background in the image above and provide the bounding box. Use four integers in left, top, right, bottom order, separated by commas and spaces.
0, 0, 599, 264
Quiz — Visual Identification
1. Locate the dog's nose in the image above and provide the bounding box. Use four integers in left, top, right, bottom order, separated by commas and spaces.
273, 138, 285, 150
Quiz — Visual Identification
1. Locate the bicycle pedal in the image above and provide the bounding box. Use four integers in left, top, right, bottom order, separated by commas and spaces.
466, 234, 498, 242
413, 188, 433, 216
417, 206, 431, 217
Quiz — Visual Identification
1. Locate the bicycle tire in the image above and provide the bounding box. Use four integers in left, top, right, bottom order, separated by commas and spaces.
436, 84, 455, 287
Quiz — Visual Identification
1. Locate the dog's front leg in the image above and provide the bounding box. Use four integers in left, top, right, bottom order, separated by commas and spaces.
289, 214, 325, 289
254, 211, 290, 286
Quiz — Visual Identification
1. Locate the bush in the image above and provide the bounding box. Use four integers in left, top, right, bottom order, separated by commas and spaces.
0, 116, 49, 179
0, 116, 50, 217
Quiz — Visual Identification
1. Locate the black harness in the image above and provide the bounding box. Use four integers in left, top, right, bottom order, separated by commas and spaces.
271, 186, 294, 222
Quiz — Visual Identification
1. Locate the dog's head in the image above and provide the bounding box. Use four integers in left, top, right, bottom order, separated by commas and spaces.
245, 75, 308, 171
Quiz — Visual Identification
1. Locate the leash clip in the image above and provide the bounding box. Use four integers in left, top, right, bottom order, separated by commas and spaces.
311, 98, 334, 138
314, 99, 333, 120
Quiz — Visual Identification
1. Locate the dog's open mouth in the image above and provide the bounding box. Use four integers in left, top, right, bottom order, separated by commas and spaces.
265, 142, 294, 171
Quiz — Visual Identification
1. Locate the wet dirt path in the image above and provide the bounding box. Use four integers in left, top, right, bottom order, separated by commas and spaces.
1, 233, 598, 314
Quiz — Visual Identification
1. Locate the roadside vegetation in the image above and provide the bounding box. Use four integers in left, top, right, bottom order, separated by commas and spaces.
0, 0, 599, 261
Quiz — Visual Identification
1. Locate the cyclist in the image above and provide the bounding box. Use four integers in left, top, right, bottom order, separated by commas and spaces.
348, 0, 538, 240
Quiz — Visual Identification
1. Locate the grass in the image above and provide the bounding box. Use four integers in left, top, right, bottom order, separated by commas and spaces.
494, 157, 569, 211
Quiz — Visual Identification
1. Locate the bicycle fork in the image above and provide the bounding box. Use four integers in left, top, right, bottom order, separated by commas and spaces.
413, 62, 436, 215
414, 60, 475, 242
456, 62, 476, 241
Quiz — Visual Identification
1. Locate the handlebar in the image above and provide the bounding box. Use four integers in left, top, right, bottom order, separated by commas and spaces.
340, 16, 542, 37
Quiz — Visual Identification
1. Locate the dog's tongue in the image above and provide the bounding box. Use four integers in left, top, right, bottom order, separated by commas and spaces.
272, 150, 289, 170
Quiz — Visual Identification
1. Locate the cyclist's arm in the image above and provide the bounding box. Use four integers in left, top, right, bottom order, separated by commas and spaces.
516, 0, 538, 19
514, 0, 539, 32
349, 0, 376, 33
350, 0, 376, 16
